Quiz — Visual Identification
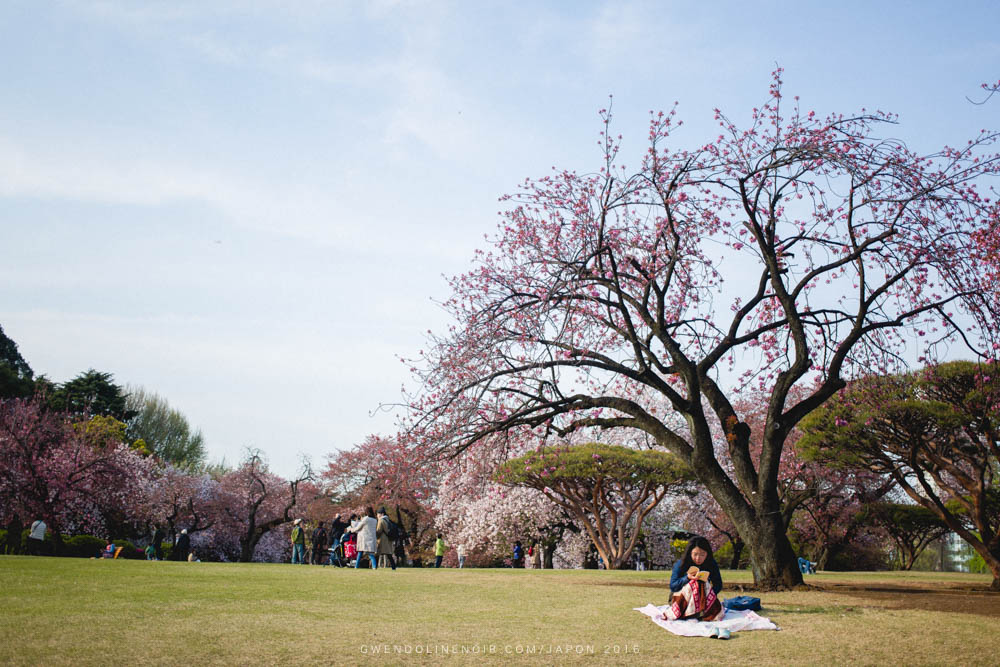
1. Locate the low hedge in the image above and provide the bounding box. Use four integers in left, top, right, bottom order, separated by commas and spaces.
63, 535, 107, 558
1, 531, 156, 559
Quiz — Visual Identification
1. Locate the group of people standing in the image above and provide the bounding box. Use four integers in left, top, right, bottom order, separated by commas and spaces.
292, 508, 406, 570
141, 525, 192, 561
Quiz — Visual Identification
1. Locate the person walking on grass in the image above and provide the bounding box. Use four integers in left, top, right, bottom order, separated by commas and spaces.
290, 519, 306, 564
434, 533, 446, 568
349, 508, 378, 569
375, 508, 397, 571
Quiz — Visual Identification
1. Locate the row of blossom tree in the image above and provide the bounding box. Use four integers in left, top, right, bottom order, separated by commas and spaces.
0, 393, 315, 562
1, 362, 993, 584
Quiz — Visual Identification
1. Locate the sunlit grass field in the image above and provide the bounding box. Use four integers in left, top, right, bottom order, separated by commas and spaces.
0, 556, 995, 665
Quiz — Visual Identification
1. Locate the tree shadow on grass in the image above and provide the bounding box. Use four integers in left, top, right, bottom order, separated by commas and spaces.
586, 580, 810, 594
817, 582, 1000, 617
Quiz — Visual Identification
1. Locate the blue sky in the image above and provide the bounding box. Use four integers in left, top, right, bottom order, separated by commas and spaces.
2, 0, 998, 476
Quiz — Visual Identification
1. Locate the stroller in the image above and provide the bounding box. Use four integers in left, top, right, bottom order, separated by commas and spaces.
327, 533, 355, 567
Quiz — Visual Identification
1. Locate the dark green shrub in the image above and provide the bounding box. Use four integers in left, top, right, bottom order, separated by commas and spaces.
827, 541, 889, 571
0, 529, 21, 555
63, 535, 106, 558
110, 539, 144, 559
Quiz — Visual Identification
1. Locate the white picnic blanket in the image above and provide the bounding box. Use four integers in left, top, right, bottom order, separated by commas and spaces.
634, 604, 779, 637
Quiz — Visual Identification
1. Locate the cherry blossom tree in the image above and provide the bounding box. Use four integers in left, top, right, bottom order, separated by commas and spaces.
0, 396, 155, 548
406, 70, 1000, 589
707, 388, 897, 569
433, 438, 580, 567
673, 388, 815, 569
322, 434, 440, 555
800, 360, 1000, 588
143, 464, 221, 545
217, 450, 315, 562
791, 466, 894, 570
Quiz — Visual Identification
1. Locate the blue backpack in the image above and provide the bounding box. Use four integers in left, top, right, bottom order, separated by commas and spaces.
722, 595, 761, 611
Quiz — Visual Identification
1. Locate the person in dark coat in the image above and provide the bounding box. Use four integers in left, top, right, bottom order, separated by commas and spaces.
4, 514, 23, 555
329, 514, 347, 545
394, 528, 408, 566
311, 522, 328, 565
669, 536, 722, 594
173, 529, 190, 562
152, 525, 165, 561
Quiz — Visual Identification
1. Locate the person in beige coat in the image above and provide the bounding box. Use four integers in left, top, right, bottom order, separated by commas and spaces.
349, 508, 378, 569
376, 508, 397, 571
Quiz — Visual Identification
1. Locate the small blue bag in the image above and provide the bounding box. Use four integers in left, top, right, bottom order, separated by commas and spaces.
722, 595, 761, 611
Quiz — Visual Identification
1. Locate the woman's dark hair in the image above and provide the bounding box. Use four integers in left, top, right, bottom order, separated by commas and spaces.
366, 507, 376, 519
679, 536, 715, 570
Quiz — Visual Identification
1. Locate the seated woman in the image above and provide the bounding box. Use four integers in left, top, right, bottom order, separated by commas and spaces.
670, 536, 722, 593
662, 536, 725, 622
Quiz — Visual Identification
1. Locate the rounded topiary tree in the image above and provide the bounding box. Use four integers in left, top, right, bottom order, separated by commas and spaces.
800, 361, 1000, 589
495, 443, 691, 569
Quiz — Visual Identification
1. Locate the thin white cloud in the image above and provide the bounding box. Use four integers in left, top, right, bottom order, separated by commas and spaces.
0, 133, 471, 259
182, 31, 245, 65
381, 63, 482, 162
583, 1, 667, 71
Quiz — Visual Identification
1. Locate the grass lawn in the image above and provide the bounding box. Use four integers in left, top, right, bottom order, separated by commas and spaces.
0, 556, 996, 665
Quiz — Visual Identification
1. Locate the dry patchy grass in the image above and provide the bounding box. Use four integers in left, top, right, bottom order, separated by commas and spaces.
0, 557, 996, 665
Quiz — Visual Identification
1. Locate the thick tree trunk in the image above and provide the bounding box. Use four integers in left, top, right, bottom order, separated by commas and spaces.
240, 540, 255, 563
741, 513, 805, 590
240, 524, 264, 562
703, 470, 805, 588
542, 545, 554, 569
